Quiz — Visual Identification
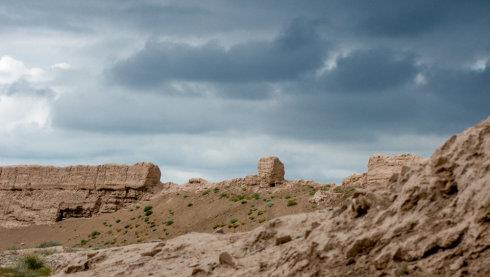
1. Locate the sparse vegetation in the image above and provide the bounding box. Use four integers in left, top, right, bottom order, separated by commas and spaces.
266, 200, 274, 207
89, 230, 101, 239
36, 240, 60, 248
287, 199, 298, 207
165, 219, 174, 226
187, 203, 193, 207
0, 255, 52, 276
143, 206, 153, 212
333, 185, 356, 196
115, 219, 121, 223
228, 218, 240, 229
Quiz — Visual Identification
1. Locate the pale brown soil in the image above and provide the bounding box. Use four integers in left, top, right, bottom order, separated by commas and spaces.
0, 181, 334, 251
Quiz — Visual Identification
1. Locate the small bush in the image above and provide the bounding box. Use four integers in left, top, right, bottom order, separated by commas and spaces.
11, 255, 52, 276
36, 241, 60, 248
202, 189, 210, 196
21, 255, 45, 270
287, 199, 298, 207
89, 230, 100, 239
165, 219, 174, 226
144, 210, 153, 216
266, 200, 274, 207
143, 206, 153, 212
220, 192, 228, 198
229, 218, 238, 224
187, 203, 193, 207
115, 219, 121, 223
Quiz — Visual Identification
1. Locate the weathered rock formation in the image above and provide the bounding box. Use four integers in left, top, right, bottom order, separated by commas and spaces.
0, 163, 161, 228
44, 117, 489, 277
257, 156, 285, 186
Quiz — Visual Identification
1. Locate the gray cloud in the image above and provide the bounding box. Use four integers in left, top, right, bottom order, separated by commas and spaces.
1, 0, 489, 184
322, 49, 418, 92
0, 79, 56, 98
110, 19, 327, 88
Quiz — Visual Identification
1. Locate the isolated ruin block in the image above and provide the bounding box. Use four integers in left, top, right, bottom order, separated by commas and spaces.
257, 156, 285, 185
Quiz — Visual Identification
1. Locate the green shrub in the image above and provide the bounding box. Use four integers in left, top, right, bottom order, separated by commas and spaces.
143, 206, 153, 212
7, 255, 52, 276
266, 200, 274, 207
144, 210, 153, 216
115, 219, 121, 223
89, 230, 100, 239
21, 255, 45, 270
166, 219, 174, 226
220, 192, 228, 198
287, 199, 298, 207
36, 241, 60, 248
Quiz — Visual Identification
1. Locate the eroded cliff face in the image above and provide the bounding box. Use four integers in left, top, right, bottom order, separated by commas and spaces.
0, 163, 161, 228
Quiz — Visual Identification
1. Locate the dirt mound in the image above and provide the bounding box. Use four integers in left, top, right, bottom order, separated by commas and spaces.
20, 117, 486, 277
0, 163, 161, 228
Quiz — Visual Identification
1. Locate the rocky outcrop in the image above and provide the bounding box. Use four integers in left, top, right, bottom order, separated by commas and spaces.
47, 117, 489, 276
342, 154, 424, 186
0, 163, 161, 228
257, 156, 285, 186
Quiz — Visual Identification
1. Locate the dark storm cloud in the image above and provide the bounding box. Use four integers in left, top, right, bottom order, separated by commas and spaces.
2, 0, 490, 183
110, 19, 327, 88
322, 49, 418, 92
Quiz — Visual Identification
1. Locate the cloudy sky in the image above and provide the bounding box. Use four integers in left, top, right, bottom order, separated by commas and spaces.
0, 0, 489, 183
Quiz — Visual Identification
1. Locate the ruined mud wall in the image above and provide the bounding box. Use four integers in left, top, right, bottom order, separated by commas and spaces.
0, 163, 161, 228
342, 154, 424, 186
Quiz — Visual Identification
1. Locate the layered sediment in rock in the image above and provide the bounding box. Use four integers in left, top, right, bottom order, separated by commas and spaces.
0, 163, 161, 228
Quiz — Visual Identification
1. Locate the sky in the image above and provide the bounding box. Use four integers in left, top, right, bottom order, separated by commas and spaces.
0, 0, 489, 184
